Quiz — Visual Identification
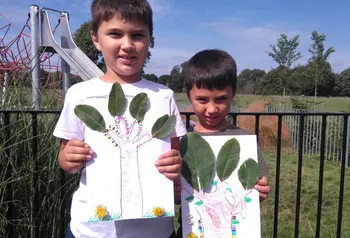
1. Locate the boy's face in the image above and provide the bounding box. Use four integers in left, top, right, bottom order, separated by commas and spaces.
187, 85, 235, 132
92, 14, 150, 81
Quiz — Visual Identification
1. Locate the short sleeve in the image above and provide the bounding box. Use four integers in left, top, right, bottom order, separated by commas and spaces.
53, 87, 85, 141
169, 91, 187, 138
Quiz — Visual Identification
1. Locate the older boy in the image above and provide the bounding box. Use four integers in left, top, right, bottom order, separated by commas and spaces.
54, 0, 187, 237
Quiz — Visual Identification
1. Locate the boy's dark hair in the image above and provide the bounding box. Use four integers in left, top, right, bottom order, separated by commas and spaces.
91, 0, 153, 36
183, 49, 237, 91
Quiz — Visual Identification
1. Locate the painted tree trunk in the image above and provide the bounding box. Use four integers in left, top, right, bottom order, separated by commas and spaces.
120, 143, 143, 219
196, 197, 233, 237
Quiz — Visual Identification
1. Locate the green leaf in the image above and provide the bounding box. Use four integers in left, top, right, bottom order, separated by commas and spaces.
180, 132, 215, 191
129, 93, 148, 121
211, 180, 218, 186
151, 114, 176, 139
226, 187, 232, 193
185, 195, 194, 202
108, 82, 127, 117
195, 200, 203, 206
74, 105, 106, 132
244, 197, 252, 203
238, 158, 260, 190
216, 138, 240, 182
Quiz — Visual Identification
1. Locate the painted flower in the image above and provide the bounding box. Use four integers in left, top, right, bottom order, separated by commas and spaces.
186, 232, 197, 238
152, 207, 165, 217
95, 205, 108, 220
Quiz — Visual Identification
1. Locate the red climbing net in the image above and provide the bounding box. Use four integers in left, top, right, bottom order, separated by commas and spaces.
0, 11, 62, 88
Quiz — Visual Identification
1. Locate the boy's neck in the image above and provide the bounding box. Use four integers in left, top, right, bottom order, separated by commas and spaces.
194, 120, 230, 133
100, 71, 141, 84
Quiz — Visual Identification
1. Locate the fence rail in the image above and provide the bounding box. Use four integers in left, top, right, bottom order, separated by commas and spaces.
0, 109, 349, 238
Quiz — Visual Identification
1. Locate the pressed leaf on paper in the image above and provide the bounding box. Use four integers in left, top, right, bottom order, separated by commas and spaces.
74, 105, 106, 133
108, 82, 127, 117
129, 93, 148, 121
238, 158, 260, 190
180, 132, 215, 191
216, 138, 240, 182
151, 114, 176, 139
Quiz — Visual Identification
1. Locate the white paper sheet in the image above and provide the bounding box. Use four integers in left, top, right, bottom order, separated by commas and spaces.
181, 135, 261, 238
82, 96, 174, 223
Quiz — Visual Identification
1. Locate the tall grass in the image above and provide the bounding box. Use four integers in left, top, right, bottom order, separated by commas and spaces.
0, 76, 79, 237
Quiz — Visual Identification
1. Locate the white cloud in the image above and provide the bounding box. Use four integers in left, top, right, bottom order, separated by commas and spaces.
144, 47, 194, 76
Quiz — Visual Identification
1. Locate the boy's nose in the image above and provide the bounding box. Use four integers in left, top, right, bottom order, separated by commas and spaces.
121, 37, 134, 51
207, 104, 218, 113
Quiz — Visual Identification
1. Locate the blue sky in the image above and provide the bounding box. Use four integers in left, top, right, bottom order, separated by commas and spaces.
1, 0, 349, 76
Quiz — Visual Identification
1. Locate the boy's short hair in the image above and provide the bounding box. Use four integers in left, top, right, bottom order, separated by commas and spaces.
91, 0, 153, 36
183, 49, 237, 91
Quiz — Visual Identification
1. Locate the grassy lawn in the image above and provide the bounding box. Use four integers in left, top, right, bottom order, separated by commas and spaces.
174, 149, 350, 237
261, 149, 350, 238
174, 93, 350, 112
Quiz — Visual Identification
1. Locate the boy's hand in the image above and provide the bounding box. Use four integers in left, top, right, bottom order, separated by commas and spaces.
58, 139, 94, 174
254, 176, 271, 201
155, 149, 182, 180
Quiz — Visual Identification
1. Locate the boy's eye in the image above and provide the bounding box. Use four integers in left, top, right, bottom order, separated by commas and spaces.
132, 33, 144, 39
196, 98, 208, 103
108, 32, 122, 37
216, 97, 228, 102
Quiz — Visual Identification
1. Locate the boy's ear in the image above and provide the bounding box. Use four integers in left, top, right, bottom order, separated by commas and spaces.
91, 31, 101, 51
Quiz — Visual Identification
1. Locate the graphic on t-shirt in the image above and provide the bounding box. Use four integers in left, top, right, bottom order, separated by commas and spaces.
74, 82, 176, 222
180, 134, 261, 238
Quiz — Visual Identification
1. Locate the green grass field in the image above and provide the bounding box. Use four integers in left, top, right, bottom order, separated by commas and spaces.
174, 149, 350, 237
175, 93, 350, 112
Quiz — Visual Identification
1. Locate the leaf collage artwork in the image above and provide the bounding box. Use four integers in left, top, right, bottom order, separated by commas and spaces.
180, 133, 261, 238
74, 82, 176, 222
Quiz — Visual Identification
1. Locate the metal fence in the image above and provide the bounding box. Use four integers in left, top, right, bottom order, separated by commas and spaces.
0, 109, 349, 238
267, 106, 350, 166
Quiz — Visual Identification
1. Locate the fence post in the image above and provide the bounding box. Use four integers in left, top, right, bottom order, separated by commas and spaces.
345, 116, 349, 168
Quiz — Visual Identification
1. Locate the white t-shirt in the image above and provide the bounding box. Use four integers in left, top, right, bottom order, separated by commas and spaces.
53, 78, 187, 238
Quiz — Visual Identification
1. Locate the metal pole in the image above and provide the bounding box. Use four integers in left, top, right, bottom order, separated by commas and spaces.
345, 116, 350, 168
0, 72, 8, 107
60, 12, 70, 96
30, 5, 41, 110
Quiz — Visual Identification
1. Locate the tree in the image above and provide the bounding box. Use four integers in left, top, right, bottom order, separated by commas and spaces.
333, 68, 350, 96
268, 34, 302, 68
142, 73, 158, 83
237, 69, 266, 94
168, 65, 184, 93
308, 31, 335, 64
268, 34, 302, 95
158, 74, 170, 86
307, 31, 335, 97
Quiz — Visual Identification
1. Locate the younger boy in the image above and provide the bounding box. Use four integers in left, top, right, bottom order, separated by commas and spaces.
182, 49, 270, 199
54, 0, 187, 237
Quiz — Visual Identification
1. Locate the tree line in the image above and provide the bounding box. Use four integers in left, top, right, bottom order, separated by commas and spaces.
74, 22, 349, 97
141, 31, 350, 97
3, 21, 349, 98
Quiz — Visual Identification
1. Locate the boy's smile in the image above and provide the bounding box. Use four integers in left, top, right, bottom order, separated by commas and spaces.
187, 85, 235, 133
92, 14, 150, 83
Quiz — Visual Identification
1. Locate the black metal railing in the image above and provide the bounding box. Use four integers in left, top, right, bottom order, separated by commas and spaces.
0, 110, 349, 238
